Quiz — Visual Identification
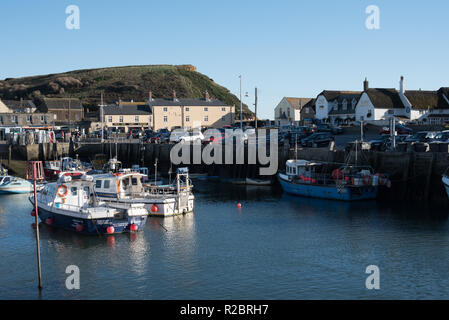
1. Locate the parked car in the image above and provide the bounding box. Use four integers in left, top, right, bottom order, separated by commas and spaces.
151, 132, 170, 143
380, 124, 412, 135
315, 123, 342, 134
169, 129, 189, 143
300, 132, 334, 148
404, 131, 438, 143
369, 134, 392, 151
431, 131, 449, 143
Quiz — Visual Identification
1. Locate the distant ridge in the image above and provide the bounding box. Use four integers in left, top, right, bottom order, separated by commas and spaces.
0, 64, 253, 116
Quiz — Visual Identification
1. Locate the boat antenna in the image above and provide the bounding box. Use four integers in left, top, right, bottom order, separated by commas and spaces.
295, 133, 298, 161
154, 158, 158, 185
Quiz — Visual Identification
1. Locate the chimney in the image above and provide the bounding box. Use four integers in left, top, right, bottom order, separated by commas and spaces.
400, 76, 405, 94
363, 78, 369, 91
205, 90, 210, 101
173, 90, 177, 101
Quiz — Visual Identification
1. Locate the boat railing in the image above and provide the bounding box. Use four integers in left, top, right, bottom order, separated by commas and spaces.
292, 172, 372, 188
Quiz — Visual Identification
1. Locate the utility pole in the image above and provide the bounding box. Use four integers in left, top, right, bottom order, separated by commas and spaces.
254, 87, 258, 130
100, 92, 105, 143
239, 75, 242, 129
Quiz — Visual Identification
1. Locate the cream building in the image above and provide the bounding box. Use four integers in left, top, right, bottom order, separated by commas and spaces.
148, 91, 235, 130
103, 102, 153, 132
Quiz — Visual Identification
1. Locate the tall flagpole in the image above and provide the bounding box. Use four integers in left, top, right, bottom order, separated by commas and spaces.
239, 75, 242, 129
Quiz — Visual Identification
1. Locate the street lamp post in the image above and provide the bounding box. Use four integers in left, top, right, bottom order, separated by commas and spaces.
239, 75, 242, 129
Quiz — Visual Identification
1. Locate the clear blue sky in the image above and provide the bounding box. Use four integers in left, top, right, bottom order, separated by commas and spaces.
1, 0, 448, 119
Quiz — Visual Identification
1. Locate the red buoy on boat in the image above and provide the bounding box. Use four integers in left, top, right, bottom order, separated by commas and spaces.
151, 205, 158, 213
45, 218, 53, 225
76, 224, 84, 232
130, 224, 138, 232
31, 210, 36, 217
106, 226, 115, 234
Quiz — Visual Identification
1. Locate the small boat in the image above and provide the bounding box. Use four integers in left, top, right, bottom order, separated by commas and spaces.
0, 175, 34, 194
92, 167, 194, 217
30, 173, 148, 234
44, 157, 91, 180
278, 159, 391, 201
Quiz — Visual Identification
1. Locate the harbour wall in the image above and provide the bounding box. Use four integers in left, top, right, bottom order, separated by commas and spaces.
8, 141, 449, 203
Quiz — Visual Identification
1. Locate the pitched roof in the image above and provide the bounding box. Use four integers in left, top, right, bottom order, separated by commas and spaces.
147, 98, 228, 107
284, 97, 313, 110
42, 98, 83, 110
318, 91, 362, 101
2, 99, 36, 111
404, 90, 448, 110
104, 104, 152, 115
301, 99, 316, 112
365, 88, 405, 109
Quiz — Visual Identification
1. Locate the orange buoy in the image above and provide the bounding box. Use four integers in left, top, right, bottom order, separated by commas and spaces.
106, 226, 115, 234
237, 203, 242, 208
130, 224, 138, 232
151, 205, 158, 213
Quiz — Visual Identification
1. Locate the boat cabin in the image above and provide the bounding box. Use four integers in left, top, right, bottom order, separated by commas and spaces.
94, 173, 145, 199
286, 160, 322, 178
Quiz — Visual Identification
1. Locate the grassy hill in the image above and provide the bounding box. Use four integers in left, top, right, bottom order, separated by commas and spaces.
0, 64, 253, 116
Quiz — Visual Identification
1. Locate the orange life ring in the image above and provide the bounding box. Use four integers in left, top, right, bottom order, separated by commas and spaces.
363, 175, 372, 186
57, 185, 68, 197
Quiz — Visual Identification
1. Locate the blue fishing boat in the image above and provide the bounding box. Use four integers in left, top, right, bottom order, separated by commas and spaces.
278, 160, 390, 201
30, 172, 148, 234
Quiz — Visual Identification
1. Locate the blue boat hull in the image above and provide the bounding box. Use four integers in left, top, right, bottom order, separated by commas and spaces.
34, 206, 147, 235
278, 175, 378, 201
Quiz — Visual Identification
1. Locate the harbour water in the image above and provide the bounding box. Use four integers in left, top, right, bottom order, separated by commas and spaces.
1, 181, 449, 299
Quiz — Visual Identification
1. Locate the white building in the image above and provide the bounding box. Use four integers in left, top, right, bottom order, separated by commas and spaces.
315, 91, 361, 124
274, 97, 312, 126
355, 77, 449, 124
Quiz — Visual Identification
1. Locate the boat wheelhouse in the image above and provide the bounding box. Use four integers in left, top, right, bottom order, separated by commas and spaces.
93, 167, 194, 217
30, 173, 148, 234
278, 159, 390, 201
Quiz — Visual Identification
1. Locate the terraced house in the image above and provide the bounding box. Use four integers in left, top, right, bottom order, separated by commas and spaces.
0, 98, 54, 127
147, 90, 235, 130
315, 90, 361, 124
103, 101, 152, 133
38, 98, 84, 125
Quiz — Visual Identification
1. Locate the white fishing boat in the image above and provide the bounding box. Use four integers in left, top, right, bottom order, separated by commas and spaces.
30, 172, 148, 234
92, 167, 194, 217
245, 177, 273, 186
0, 175, 34, 194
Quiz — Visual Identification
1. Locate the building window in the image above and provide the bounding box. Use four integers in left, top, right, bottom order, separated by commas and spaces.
135, 116, 139, 122
108, 116, 112, 122
41, 115, 47, 123
222, 107, 226, 112
163, 107, 168, 112
204, 107, 208, 112
185, 107, 190, 112
164, 115, 168, 122
186, 116, 190, 122
204, 115, 208, 122
119, 116, 124, 122
11, 115, 18, 123
0, 116, 3, 124
27, 115, 32, 123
